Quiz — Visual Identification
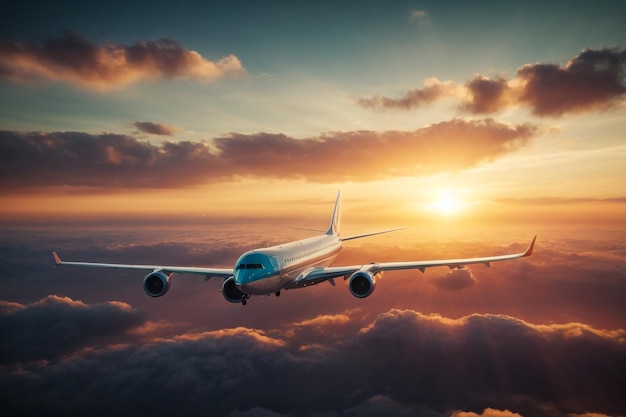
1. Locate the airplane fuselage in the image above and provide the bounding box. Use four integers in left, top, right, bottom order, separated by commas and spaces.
234, 234, 342, 295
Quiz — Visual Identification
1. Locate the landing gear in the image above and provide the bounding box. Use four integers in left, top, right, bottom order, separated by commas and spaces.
241, 294, 250, 306
275, 291, 281, 297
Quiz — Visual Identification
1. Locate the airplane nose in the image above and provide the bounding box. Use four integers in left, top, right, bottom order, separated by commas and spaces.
236, 267, 258, 283
233, 270, 247, 285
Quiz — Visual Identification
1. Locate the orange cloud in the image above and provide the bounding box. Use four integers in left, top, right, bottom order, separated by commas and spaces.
212, 119, 535, 181
451, 408, 523, 417
0, 31, 244, 91
429, 268, 478, 291
0, 119, 536, 188
292, 314, 351, 328
170, 327, 286, 347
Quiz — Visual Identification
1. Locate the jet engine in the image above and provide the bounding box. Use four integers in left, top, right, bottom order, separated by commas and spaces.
221, 276, 246, 303
348, 267, 380, 298
143, 270, 172, 297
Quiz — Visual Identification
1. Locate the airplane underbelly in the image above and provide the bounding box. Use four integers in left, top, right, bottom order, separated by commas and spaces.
239, 274, 284, 295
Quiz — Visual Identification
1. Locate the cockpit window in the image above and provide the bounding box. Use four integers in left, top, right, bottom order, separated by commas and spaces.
236, 263, 264, 270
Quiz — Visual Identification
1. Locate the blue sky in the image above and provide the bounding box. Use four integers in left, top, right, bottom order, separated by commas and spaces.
2, 0, 624, 137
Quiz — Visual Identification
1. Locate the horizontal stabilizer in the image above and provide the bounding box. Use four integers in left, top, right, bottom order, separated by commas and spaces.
341, 227, 406, 241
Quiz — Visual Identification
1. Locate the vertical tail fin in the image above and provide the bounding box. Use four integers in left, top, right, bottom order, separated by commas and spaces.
326, 190, 342, 236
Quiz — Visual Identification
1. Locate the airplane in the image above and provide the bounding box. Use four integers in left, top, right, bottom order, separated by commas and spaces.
53, 191, 535, 305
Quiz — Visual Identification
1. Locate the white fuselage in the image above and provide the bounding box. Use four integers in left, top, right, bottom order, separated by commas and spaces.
234, 234, 343, 295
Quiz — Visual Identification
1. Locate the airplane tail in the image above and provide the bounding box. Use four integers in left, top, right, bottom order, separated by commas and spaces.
326, 190, 342, 236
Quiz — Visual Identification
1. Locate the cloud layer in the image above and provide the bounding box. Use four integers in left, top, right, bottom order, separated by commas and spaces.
0, 119, 535, 188
1, 297, 624, 417
0, 295, 142, 364
359, 48, 626, 117
2, 226, 626, 416
0, 31, 244, 90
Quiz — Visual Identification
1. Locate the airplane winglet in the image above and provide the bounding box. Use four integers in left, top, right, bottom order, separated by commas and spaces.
523, 236, 537, 257
52, 251, 62, 265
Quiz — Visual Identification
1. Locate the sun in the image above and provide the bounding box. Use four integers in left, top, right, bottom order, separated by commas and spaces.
431, 190, 463, 216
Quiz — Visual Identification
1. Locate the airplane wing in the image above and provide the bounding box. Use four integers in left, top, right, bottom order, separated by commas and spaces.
52, 252, 233, 279
288, 236, 536, 288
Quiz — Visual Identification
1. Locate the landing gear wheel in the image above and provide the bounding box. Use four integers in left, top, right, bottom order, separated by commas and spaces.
241, 295, 248, 306
275, 291, 281, 297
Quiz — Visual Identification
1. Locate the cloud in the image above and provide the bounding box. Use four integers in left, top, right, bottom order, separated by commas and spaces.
451, 409, 522, 417
0, 295, 143, 364
359, 48, 626, 117
0, 119, 536, 189
409, 10, 428, 20
0, 31, 245, 91
230, 408, 290, 417
429, 268, 478, 291
357, 77, 460, 110
133, 121, 180, 136
340, 395, 427, 417
169, 119, 534, 182
516, 48, 626, 116
408, 9, 431, 27
462, 76, 512, 114
350, 310, 626, 415
0, 300, 624, 417
0, 130, 218, 188
281, 313, 357, 350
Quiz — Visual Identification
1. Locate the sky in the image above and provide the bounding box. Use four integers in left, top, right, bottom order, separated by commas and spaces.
1, 1, 626, 416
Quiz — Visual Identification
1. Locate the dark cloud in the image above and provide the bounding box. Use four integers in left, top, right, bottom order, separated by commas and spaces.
0, 119, 536, 188
0, 300, 624, 417
347, 310, 626, 416
229, 408, 291, 417
0, 31, 244, 91
0, 295, 143, 364
462, 76, 511, 114
0, 130, 218, 188
516, 47, 626, 116
133, 121, 180, 136
359, 48, 626, 117
340, 395, 429, 417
